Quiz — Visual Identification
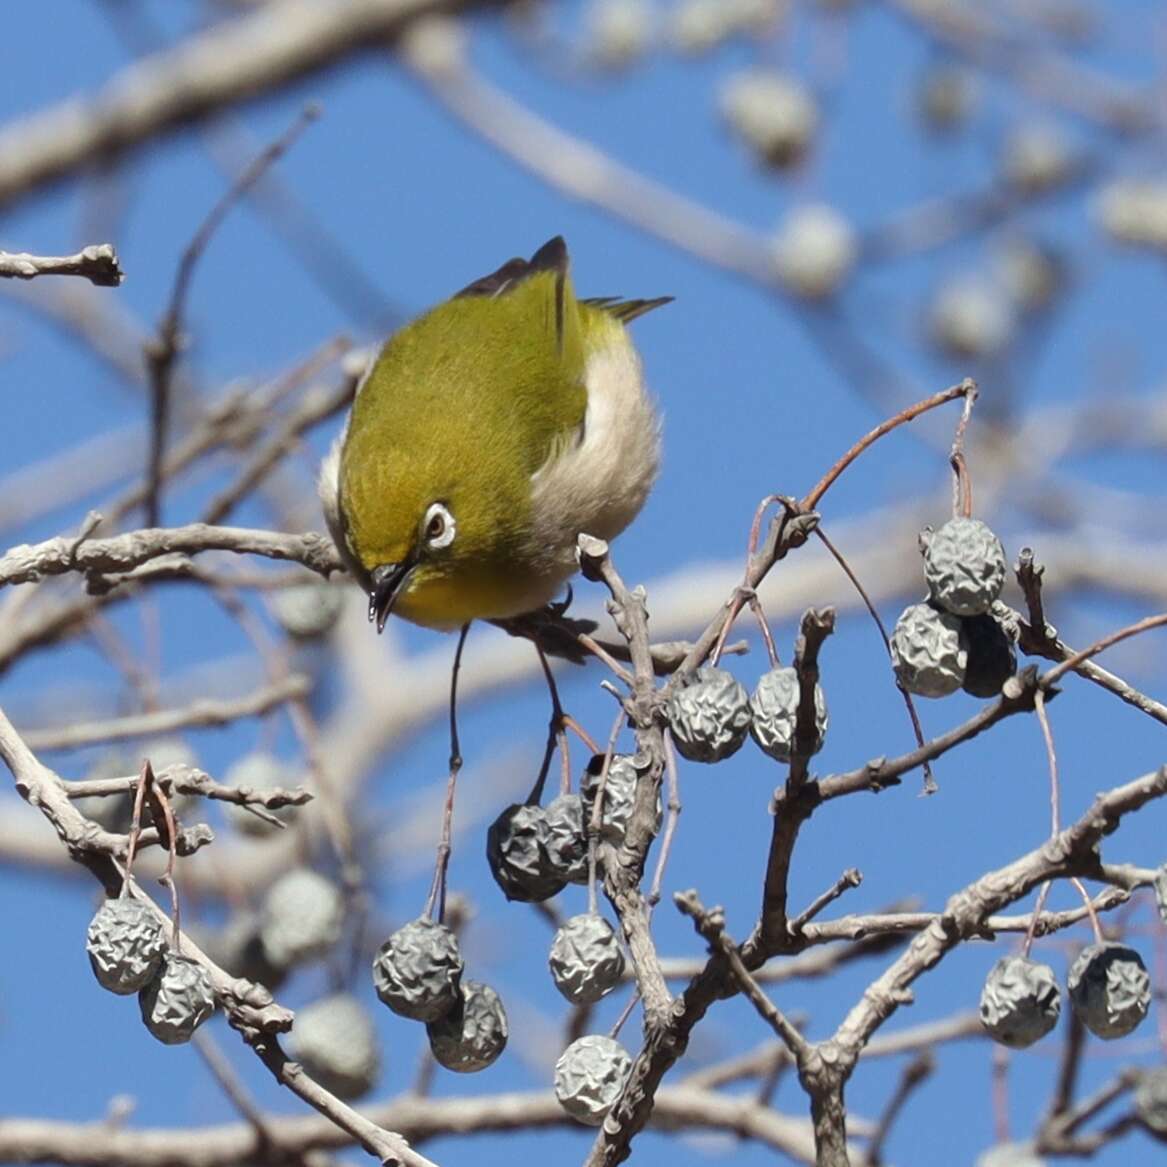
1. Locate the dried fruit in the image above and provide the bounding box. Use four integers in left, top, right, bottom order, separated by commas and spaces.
289, 994, 380, 1099
1135, 1067, 1167, 1138
260, 869, 343, 969
86, 897, 167, 995
923, 518, 1007, 617
197, 911, 286, 992
139, 953, 216, 1044
979, 955, 1060, 1048
976, 1143, 1046, 1167
585, 0, 652, 70
665, 667, 752, 763
931, 277, 1014, 359
890, 602, 968, 697
373, 916, 463, 1022
916, 66, 975, 133
996, 238, 1065, 314
720, 71, 818, 168
544, 793, 589, 884
555, 1035, 633, 1125
580, 753, 661, 844
773, 205, 856, 299
486, 803, 566, 902
1067, 942, 1150, 1039
669, 0, 727, 55
1154, 864, 1167, 924
271, 580, 344, 639
1096, 178, 1167, 252
1003, 124, 1073, 194
427, 980, 508, 1072
961, 611, 1017, 698
549, 914, 626, 1004
749, 666, 828, 761
223, 752, 300, 836
75, 752, 134, 832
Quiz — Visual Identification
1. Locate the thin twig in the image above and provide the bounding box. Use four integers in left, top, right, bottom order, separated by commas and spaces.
1042, 612, 1167, 688
814, 526, 935, 792
802, 379, 976, 512
862, 1052, 934, 1167
143, 105, 319, 527
791, 869, 863, 932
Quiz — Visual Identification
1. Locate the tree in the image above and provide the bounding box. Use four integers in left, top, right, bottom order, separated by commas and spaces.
1, 2, 1164, 1165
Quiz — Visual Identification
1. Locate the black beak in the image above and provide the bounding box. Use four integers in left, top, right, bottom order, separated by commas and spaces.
368, 559, 415, 634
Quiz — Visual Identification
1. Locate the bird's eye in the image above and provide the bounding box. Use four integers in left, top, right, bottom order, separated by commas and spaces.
423, 501, 456, 550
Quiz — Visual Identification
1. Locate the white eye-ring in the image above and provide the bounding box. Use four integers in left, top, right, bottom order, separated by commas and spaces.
423, 501, 456, 550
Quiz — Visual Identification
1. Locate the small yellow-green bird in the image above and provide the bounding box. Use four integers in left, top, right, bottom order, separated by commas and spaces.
319, 237, 671, 632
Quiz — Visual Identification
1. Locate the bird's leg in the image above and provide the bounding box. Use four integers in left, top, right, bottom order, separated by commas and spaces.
533, 643, 600, 799
423, 621, 470, 923
533, 643, 572, 798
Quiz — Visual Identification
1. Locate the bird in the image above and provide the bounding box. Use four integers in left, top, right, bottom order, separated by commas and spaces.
319, 236, 671, 633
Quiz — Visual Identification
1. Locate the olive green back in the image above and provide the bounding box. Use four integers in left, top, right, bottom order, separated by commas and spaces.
339, 267, 588, 572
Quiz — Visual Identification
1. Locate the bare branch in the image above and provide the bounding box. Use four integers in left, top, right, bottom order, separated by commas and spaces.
23, 675, 310, 751
0, 0, 509, 213
0, 244, 123, 286
0, 1084, 826, 1166
0, 523, 341, 588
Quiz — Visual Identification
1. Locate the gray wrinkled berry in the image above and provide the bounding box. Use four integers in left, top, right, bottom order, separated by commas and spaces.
555, 1035, 633, 1126
580, 754, 661, 845
749, 666, 828, 761
962, 612, 1017, 698
75, 751, 134, 832
1153, 864, 1167, 924
891, 602, 968, 697
197, 911, 286, 992
486, 803, 566, 902
1067, 942, 1150, 1039
976, 1143, 1046, 1167
585, 0, 652, 71
922, 518, 1007, 617
979, 956, 1060, 1049
1135, 1068, 1167, 1137
665, 667, 752, 763
427, 980, 508, 1073
289, 994, 380, 1099
223, 751, 300, 837
87, 897, 167, 995
139, 953, 216, 1044
373, 916, 463, 1021
260, 869, 343, 969
544, 793, 589, 884
720, 71, 818, 169
773, 204, 856, 299
271, 581, 345, 639
549, 914, 626, 1005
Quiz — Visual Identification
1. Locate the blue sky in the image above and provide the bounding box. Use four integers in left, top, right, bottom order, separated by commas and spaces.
1, 3, 1165, 1165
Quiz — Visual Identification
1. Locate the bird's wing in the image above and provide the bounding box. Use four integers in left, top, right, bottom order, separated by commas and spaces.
451, 238, 587, 473
580, 296, 674, 324
456, 236, 574, 352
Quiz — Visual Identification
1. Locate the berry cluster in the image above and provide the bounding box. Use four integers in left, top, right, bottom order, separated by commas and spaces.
86, 897, 215, 1045
372, 916, 507, 1074
890, 518, 1017, 699
665, 664, 828, 764
980, 942, 1151, 1048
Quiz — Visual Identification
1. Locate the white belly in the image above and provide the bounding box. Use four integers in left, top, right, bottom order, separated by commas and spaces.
529, 329, 661, 574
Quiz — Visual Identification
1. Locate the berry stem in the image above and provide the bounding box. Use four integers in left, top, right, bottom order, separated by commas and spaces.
587, 707, 625, 918
814, 525, 937, 793
802, 378, 976, 512
424, 622, 470, 923
646, 730, 682, 911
